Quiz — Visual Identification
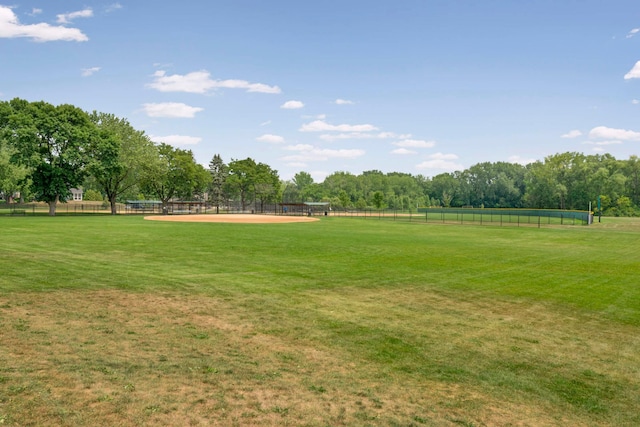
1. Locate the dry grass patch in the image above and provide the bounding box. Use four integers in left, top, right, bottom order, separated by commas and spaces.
1, 288, 638, 426
1, 290, 436, 426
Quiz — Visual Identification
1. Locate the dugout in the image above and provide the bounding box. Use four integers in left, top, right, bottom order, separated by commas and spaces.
125, 200, 162, 213
168, 201, 206, 214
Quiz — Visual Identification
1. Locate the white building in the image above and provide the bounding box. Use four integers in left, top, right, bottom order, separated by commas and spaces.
69, 188, 83, 201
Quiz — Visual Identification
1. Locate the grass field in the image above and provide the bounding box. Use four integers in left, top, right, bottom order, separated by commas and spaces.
1, 215, 639, 426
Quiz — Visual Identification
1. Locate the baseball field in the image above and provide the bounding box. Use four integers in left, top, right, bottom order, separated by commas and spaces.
1, 214, 638, 426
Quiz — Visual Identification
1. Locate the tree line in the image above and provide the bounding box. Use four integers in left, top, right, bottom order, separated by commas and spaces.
0, 99, 278, 215
2, 98, 639, 216
285, 153, 639, 217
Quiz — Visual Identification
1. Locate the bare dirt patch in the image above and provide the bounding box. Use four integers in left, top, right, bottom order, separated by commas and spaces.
144, 214, 319, 224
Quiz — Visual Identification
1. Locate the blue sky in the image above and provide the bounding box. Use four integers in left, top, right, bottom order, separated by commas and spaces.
1, 1, 639, 182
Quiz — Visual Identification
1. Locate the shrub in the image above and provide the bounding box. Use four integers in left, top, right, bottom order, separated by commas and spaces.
83, 189, 104, 201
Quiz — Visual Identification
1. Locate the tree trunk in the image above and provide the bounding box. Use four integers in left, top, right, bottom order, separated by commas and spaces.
110, 195, 118, 215
48, 195, 58, 216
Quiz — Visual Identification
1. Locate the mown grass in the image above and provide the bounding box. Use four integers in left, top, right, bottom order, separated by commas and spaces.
0, 215, 639, 426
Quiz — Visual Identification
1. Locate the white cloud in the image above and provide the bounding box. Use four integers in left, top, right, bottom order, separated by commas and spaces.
256, 134, 285, 144
282, 144, 365, 162
281, 100, 304, 109
335, 99, 354, 105
392, 139, 436, 148
319, 132, 411, 142
379, 132, 410, 139
284, 144, 314, 151
561, 130, 582, 138
260, 120, 272, 126
299, 120, 378, 132
29, 8, 42, 16
627, 28, 640, 38
106, 3, 123, 13
0, 6, 88, 42
197, 78, 281, 93
148, 70, 281, 94
632, 99, 639, 105
81, 67, 100, 77
508, 155, 536, 165
142, 102, 203, 118
150, 134, 202, 145
56, 9, 93, 24
416, 160, 464, 171
416, 153, 463, 172
430, 152, 459, 160
303, 114, 327, 120
391, 148, 417, 155
588, 126, 640, 141
624, 61, 640, 80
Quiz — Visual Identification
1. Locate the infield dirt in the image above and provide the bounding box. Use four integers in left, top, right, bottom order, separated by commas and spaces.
144, 214, 319, 224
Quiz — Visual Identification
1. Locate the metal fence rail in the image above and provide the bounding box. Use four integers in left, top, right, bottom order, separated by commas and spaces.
330, 207, 592, 227
0, 203, 592, 226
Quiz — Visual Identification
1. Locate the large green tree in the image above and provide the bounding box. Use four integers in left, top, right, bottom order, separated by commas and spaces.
88, 112, 156, 214
293, 171, 315, 201
323, 171, 359, 206
623, 156, 640, 207
523, 161, 558, 208
208, 154, 228, 213
253, 162, 280, 212
429, 173, 459, 207
226, 158, 255, 210
141, 143, 210, 214
372, 191, 385, 209
4, 99, 95, 215
0, 141, 29, 203
461, 162, 526, 208
225, 158, 280, 212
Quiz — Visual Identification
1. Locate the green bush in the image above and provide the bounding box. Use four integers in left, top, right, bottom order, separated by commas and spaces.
83, 189, 104, 201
